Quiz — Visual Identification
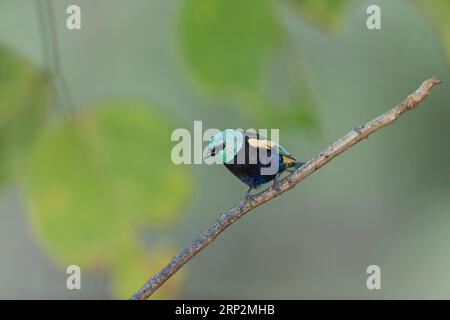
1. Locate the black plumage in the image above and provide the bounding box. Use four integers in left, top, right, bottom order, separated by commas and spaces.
206, 130, 303, 200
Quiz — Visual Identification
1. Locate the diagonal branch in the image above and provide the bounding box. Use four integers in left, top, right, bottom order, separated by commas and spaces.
130, 77, 441, 300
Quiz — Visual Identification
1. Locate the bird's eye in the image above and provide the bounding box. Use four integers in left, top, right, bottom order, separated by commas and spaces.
210, 148, 216, 156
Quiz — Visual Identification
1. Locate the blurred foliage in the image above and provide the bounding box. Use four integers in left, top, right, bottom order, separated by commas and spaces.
415, 0, 450, 66
285, 0, 357, 31
112, 245, 182, 299
179, 0, 316, 128
22, 101, 191, 298
180, 0, 281, 95
248, 51, 316, 128
0, 0, 448, 299
0, 46, 49, 185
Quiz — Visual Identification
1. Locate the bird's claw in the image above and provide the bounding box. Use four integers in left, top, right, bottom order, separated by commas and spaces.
273, 179, 281, 192
273, 174, 282, 192
242, 190, 256, 206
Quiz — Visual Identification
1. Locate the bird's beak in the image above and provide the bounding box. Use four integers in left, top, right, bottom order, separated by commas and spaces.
204, 150, 212, 160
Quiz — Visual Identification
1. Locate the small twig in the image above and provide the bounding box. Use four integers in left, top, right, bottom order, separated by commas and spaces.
36, 0, 75, 111
130, 77, 441, 300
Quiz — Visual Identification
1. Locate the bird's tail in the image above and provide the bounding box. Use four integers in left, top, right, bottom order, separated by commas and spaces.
282, 155, 306, 169
292, 161, 306, 169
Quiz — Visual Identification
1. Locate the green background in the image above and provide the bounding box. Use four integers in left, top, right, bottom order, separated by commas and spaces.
0, 0, 449, 298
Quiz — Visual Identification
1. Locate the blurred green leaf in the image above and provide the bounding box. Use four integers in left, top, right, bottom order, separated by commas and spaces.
245, 51, 317, 128
112, 245, 183, 299
0, 46, 49, 184
415, 0, 450, 66
180, 0, 281, 95
23, 101, 192, 270
285, 0, 356, 31
179, 0, 317, 129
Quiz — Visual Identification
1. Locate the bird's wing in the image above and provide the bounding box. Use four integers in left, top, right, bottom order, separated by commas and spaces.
246, 135, 291, 155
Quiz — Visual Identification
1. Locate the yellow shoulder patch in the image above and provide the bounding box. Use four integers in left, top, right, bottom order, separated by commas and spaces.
282, 155, 296, 164
248, 138, 274, 150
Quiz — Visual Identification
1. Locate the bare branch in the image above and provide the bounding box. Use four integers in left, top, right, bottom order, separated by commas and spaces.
130, 77, 441, 300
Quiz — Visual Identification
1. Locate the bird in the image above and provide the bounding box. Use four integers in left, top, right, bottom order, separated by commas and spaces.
204, 129, 305, 202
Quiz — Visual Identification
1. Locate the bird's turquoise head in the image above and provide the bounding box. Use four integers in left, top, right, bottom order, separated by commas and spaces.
204, 129, 244, 164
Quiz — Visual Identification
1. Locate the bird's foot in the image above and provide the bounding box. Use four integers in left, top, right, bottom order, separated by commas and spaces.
241, 188, 257, 206
273, 180, 281, 192
273, 174, 281, 192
